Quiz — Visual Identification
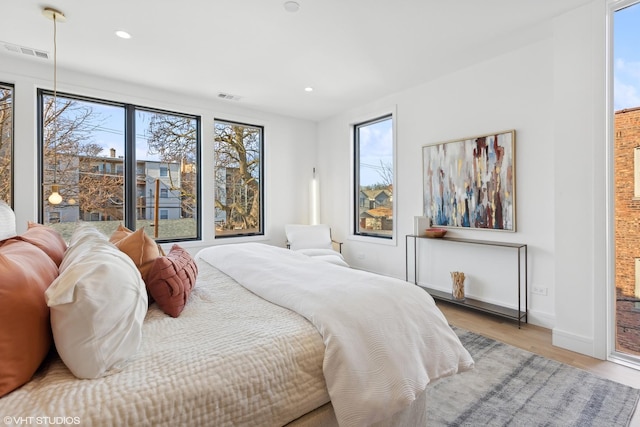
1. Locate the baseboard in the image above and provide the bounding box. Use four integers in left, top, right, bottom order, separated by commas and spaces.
526, 310, 555, 329
552, 327, 597, 358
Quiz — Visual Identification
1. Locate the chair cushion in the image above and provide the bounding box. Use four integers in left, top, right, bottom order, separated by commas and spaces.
0, 239, 58, 397
146, 244, 198, 318
285, 224, 333, 251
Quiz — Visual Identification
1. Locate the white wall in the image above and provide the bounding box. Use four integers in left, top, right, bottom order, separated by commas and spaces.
318, 37, 557, 328
0, 54, 317, 253
317, 0, 609, 358
552, 2, 607, 359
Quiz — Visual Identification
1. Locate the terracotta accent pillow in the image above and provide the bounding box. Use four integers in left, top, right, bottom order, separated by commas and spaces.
108, 223, 133, 244
146, 244, 198, 317
0, 239, 58, 397
16, 221, 67, 266
110, 225, 160, 282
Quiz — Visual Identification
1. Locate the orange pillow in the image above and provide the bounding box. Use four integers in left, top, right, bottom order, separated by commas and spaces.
110, 225, 160, 282
0, 239, 58, 397
146, 244, 197, 317
16, 222, 67, 266
109, 223, 132, 244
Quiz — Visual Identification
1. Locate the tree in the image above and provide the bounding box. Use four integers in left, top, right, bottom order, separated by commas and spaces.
214, 122, 261, 231
42, 95, 121, 219
145, 114, 198, 218
0, 88, 12, 204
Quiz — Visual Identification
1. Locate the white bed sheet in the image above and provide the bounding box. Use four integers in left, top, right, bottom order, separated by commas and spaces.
0, 260, 329, 426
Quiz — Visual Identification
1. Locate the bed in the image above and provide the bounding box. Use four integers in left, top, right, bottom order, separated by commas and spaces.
0, 225, 473, 426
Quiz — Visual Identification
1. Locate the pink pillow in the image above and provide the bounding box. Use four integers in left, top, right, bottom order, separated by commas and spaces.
16, 222, 67, 266
146, 245, 197, 317
0, 239, 58, 397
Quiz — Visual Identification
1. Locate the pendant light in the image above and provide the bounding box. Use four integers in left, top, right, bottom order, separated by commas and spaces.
43, 7, 65, 205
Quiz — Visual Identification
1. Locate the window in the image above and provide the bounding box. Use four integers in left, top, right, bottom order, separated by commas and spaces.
214, 119, 263, 237
39, 90, 200, 242
160, 166, 168, 177
635, 146, 640, 198
0, 83, 13, 205
354, 115, 394, 238
160, 188, 168, 198
160, 209, 168, 220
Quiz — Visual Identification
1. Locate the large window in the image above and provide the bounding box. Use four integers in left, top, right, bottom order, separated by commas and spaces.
0, 83, 13, 205
354, 115, 394, 238
39, 90, 200, 242
214, 119, 263, 237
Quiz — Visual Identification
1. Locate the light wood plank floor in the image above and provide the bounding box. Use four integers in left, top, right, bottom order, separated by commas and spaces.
436, 301, 640, 426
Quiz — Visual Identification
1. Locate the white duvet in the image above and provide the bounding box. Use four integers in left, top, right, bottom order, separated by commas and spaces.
197, 243, 474, 427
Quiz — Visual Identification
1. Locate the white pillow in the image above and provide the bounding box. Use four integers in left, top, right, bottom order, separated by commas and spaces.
297, 248, 350, 268
59, 223, 109, 273
0, 201, 16, 240
285, 224, 333, 251
45, 229, 147, 379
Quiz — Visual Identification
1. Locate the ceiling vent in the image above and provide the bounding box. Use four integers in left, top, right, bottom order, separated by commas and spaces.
2, 41, 49, 60
217, 92, 242, 101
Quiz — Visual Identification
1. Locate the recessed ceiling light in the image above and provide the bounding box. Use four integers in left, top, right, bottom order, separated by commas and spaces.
284, 1, 300, 12
304, 87, 314, 92
115, 30, 132, 39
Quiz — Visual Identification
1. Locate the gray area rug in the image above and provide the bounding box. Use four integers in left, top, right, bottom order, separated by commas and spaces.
425, 327, 640, 426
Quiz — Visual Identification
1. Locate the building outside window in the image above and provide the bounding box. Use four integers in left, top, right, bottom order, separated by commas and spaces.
353, 115, 394, 239
39, 91, 200, 242
0, 83, 13, 205
214, 119, 263, 237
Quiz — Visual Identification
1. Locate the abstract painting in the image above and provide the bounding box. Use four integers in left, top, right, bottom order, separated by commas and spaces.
423, 130, 516, 231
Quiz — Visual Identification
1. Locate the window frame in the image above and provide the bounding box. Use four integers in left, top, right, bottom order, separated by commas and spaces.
213, 118, 265, 238
352, 112, 396, 242
0, 82, 14, 207
37, 89, 202, 243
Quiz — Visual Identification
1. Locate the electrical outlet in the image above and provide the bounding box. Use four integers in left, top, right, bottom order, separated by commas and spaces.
532, 286, 548, 296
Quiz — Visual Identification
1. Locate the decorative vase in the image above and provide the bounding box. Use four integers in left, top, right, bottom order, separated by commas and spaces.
451, 271, 465, 300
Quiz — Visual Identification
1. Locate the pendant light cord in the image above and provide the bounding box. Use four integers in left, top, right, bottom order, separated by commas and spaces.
52, 11, 58, 184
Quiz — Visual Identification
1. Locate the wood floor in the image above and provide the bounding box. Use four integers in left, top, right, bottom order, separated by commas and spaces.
436, 301, 640, 426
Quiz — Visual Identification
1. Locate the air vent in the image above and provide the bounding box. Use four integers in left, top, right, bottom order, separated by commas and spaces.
217, 92, 242, 101
2, 41, 49, 60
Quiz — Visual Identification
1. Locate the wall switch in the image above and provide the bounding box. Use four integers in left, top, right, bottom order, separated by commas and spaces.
532, 286, 548, 296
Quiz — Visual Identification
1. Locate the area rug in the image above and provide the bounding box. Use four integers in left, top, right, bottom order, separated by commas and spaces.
425, 327, 640, 426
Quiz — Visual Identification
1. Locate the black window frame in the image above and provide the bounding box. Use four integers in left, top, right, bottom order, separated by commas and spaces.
37, 89, 202, 243
353, 114, 394, 239
0, 82, 14, 207
213, 118, 265, 238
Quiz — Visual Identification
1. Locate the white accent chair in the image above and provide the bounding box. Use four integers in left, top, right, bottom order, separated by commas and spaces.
284, 224, 348, 267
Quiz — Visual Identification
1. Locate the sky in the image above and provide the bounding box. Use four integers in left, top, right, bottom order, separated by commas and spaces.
358, 118, 393, 186
614, 3, 640, 111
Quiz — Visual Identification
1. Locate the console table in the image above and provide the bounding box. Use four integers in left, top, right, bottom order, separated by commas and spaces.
405, 234, 528, 328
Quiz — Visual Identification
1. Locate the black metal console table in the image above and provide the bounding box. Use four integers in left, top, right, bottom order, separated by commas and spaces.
405, 234, 528, 328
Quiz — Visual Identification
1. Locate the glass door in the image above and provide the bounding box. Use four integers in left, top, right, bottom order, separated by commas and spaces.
613, 0, 640, 364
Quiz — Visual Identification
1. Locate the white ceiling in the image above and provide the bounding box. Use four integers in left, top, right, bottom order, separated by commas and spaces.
1, 0, 592, 122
